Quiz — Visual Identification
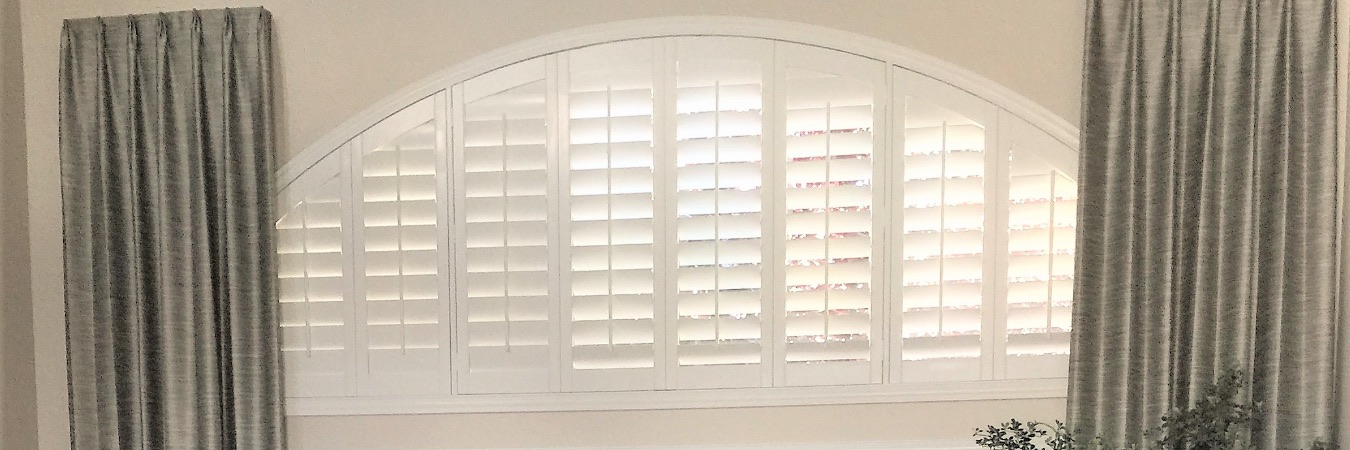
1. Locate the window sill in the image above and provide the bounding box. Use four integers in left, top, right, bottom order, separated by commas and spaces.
284, 378, 1067, 416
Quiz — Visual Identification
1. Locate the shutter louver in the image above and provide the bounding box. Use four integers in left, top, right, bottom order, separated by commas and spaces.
898, 97, 988, 383
278, 166, 352, 398
564, 42, 660, 391
780, 44, 883, 386
1005, 147, 1075, 379
356, 96, 447, 396
672, 37, 771, 389
457, 58, 557, 394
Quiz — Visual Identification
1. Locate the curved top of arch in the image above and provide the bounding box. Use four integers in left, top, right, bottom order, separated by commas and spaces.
278, 16, 1079, 188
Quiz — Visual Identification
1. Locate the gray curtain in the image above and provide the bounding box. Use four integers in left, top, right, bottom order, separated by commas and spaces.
59, 8, 284, 449
1069, 0, 1339, 447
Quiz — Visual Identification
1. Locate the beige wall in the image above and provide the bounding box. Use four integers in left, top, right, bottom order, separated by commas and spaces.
17, 1, 1085, 448
1, 0, 38, 447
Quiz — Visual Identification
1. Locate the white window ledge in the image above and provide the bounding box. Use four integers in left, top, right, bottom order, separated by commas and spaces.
446, 440, 979, 450
285, 378, 1066, 416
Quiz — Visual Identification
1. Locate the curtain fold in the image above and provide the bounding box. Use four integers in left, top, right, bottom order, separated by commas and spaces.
1069, 0, 1339, 447
59, 8, 283, 449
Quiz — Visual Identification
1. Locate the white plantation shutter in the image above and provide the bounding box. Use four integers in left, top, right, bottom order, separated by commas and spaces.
1003, 120, 1076, 379
278, 154, 353, 397
561, 41, 662, 391
455, 58, 558, 394
279, 34, 1084, 406
777, 43, 886, 387
894, 71, 997, 383
670, 37, 773, 389
354, 96, 449, 395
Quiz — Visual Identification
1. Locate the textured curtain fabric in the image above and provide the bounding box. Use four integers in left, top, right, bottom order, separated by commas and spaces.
59, 8, 283, 449
1068, 0, 1340, 447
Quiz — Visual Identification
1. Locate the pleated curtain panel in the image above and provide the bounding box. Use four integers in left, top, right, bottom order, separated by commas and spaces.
1070, 0, 1339, 448
59, 8, 285, 449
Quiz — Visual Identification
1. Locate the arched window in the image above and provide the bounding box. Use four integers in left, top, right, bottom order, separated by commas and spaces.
276, 21, 1079, 415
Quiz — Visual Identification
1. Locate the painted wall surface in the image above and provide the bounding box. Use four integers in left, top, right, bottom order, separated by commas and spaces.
17, 1, 1086, 449
1, 0, 38, 447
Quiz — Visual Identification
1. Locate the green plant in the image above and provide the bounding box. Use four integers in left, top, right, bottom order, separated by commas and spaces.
974, 419, 1073, 450
974, 370, 1337, 450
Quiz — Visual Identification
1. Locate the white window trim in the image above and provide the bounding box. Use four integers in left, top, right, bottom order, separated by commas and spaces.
435, 439, 980, 450
287, 378, 1066, 416
278, 17, 1078, 417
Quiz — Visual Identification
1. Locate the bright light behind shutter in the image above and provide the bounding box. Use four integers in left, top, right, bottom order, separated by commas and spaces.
1005, 147, 1075, 378
457, 59, 556, 394
357, 97, 446, 395
280, 35, 1085, 403
563, 42, 660, 390
898, 96, 987, 383
780, 44, 883, 386
672, 37, 771, 389
278, 166, 351, 397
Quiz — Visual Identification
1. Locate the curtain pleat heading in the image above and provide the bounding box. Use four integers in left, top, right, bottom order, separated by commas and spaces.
59, 8, 283, 449
1070, 0, 1339, 447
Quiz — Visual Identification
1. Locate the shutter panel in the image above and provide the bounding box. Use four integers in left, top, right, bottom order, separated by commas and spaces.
456, 57, 558, 394
562, 41, 661, 391
778, 43, 885, 386
671, 37, 772, 389
1004, 121, 1075, 379
894, 71, 997, 383
355, 96, 449, 396
278, 152, 354, 397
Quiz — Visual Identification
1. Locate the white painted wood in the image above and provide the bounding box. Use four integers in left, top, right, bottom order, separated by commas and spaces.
454, 57, 558, 394
886, 66, 906, 384
991, 109, 1014, 380
893, 69, 999, 383
436, 91, 456, 396
451, 440, 979, 450
339, 141, 359, 398
276, 151, 351, 398
657, 37, 682, 390
561, 40, 663, 392
353, 95, 445, 397
450, 82, 470, 396
775, 40, 887, 387
287, 378, 1066, 416
999, 111, 1076, 380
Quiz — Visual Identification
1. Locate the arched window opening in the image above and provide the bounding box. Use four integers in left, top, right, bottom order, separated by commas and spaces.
277, 26, 1079, 415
